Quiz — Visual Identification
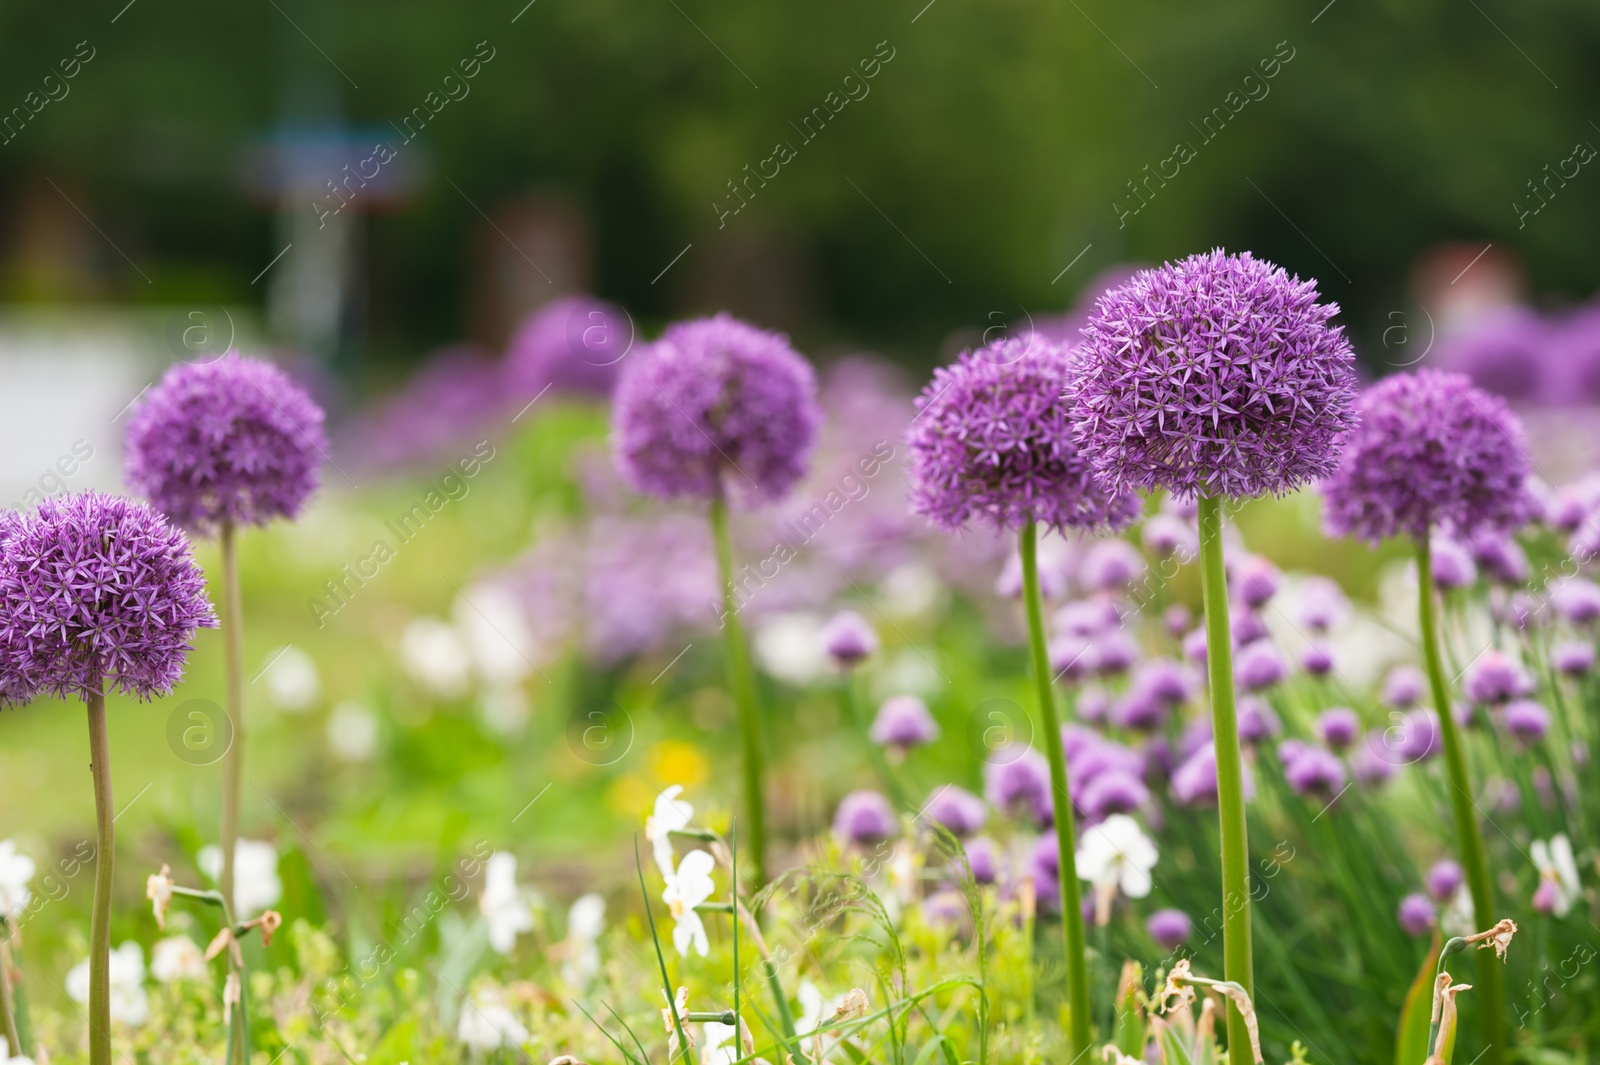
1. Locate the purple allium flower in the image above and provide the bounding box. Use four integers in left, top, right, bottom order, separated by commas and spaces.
820, 610, 879, 669
1111, 688, 1166, 732
1141, 738, 1176, 783
1079, 770, 1149, 822
1435, 304, 1550, 402
1236, 642, 1287, 692
1068, 249, 1359, 500
921, 889, 969, 929
1553, 640, 1595, 677
1429, 537, 1478, 591
1066, 731, 1144, 783
1237, 696, 1281, 743
1055, 598, 1120, 637
124, 353, 326, 535
1425, 860, 1464, 903
1532, 878, 1560, 915
1398, 893, 1435, 937
833, 790, 898, 843
1295, 576, 1349, 632
612, 314, 821, 506
1049, 634, 1098, 682
1078, 539, 1145, 592
1468, 530, 1529, 586
1029, 835, 1060, 905
1374, 710, 1442, 764
1234, 555, 1280, 608
925, 785, 987, 837
1170, 743, 1253, 806
1283, 745, 1345, 797
1545, 488, 1589, 531
1091, 628, 1140, 677
963, 837, 999, 884
1147, 908, 1192, 951
1163, 603, 1192, 638
1317, 707, 1361, 751
1381, 665, 1425, 708
1352, 739, 1395, 787
0, 493, 217, 699
1231, 605, 1271, 647
1277, 739, 1309, 765
1182, 627, 1209, 665
870, 695, 940, 750
1302, 644, 1334, 677
984, 749, 1052, 827
1076, 684, 1112, 725
1550, 577, 1600, 626
1502, 699, 1551, 744
1501, 592, 1542, 632
1322, 369, 1532, 544
1141, 513, 1197, 560
505, 294, 631, 398
1133, 658, 1191, 704
907, 337, 1139, 533
1463, 649, 1529, 705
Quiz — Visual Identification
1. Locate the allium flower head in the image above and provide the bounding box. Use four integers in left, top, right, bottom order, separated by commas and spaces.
1322, 369, 1532, 544
1502, 699, 1551, 744
870, 695, 940, 750
1398, 893, 1435, 937
0, 493, 216, 700
1317, 707, 1360, 750
924, 785, 987, 837
833, 790, 898, 843
907, 336, 1138, 533
1068, 249, 1359, 500
1426, 860, 1464, 903
1147, 908, 1192, 950
612, 314, 821, 507
1282, 745, 1345, 798
820, 610, 878, 669
125, 353, 326, 535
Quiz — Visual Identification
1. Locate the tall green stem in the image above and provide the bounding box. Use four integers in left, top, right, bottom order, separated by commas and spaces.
85, 687, 114, 1065
1197, 495, 1253, 1065
1416, 535, 1506, 1065
709, 496, 767, 885
0, 924, 18, 1057
219, 521, 244, 912
1018, 521, 1091, 1059
840, 678, 906, 807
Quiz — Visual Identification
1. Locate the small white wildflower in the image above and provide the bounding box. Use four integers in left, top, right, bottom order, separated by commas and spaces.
1075, 814, 1157, 899
1531, 834, 1581, 917
480, 852, 536, 955
150, 935, 208, 983
401, 617, 473, 698
327, 701, 380, 762
262, 646, 320, 711
662, 850, 716, 958
197, 839, 283, 918
645, 786, 695, 879
66, 941, 149, 1026
0, 840, 35, 918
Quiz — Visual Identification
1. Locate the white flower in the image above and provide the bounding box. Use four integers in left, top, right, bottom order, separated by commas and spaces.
662, 850, 716, 958
66, 941, 149, 1026
561, 893, 606, 988
197, 838, 282, 919
480, 852, 535, 955
1075, 814, 1157, 899
327, 701, 380, 762
0, 840, 36, 918
0, 1041, 35, 1065
702, 1019, 751, 1065
1532, 834, 1582, 917
400, 617, 473, 698
262, 646, 320, 712
646, 786, 696, 878
1441, 886, 1476, 937
457, 993, 529, 1051
150, 935, 208, 983
796, 980, 849, 1035
453, 584, 537, 685
880, 562, 946, 621
754, 613, 829, 685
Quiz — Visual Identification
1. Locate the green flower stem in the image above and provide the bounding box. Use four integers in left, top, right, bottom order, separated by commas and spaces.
1018, 520, 1091, 1058
709, 495, 767, 885
1416, 535, 1505, 1065
0, 922, 18, 1057
840, 676, 906, 807
1197, 495, 1253, 1065
85, 687, 114, 1065
219, 521, 244, 914
7, 935, 32, 1056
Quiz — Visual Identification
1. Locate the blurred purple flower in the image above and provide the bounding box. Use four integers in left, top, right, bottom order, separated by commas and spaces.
1079, 770, 1149, 822
1430, 537, 1478, 591
1302, 644, 1334, 677
125, 353, 326, 535
1381, 665, 1425, 708
984, 749, 1053, 827
1553, 640, 1595, 677
964, 836, 1000, 884
1142, 513, 1197, 560
1502, 699, 1551, 744
1397, 893, 1435, 937
821, 610, 878, 669
505, 294, 631, 398
1233, 555, 1280, 608
1078, 540, 1145, 592
1468, 530, 1528, 585
1091, 628, 1140, 677
1463, 649, 1529, 705
870, 695, 940, 750
1550, 577, 1600, 626
1432, 305, 1549, 402
1426, 860, 1464, 903
1296, 576, 1349, 632
1147, 908, 1192, 951
1282, 745, 1345, 798
833, 790, 898, 843
1236, 642, 1287, 692
925, 785, 987, 837
1069, 249, 1359, 500
1317, 707, 1361, 750
1237, 696, 1281, 742
1231, 605, 1271, 647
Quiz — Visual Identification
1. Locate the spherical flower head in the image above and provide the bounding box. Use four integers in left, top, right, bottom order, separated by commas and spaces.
1029, 834, 1061, 906
1296, 575, 1349, 632
1317, 707, 1360, 751
1147, 908, 1192, 951
924, 785, 986, 837
1237, 696, 1281, 744
1397, 892, 1435, 937
1282, 745, 1345, 798
1091, 629, 1140, 677
125, 353, 326, 535
1233, 555, 1280, 608
1078, 539, 1145, 592
907, 337, 1139, 533
832, 790, 898, 844
1464, 649, 1529, 705
1230, 605, 1270, 647
1170, 743, 1254, 806
1142, 513, 1197, 560
1079, 769, 1149, 823
1425, 860, 1464, 903
1236, 642, 1286, 692
1502, 699, 1551, 745
963, 837, 1000, 884
1302, 643, 1334, 677
1132, 658, 1191, 705
870, 695, 940, 750
1049, 634, 1098, 682
1163, 603, 1192, 638
1055, 598, 1121, 638
1552, 640, 1595, 677
0, 493, 217, 699
505, 294, 631, 398
1381, 665, 1425, 708
984, 749, 1052, 827
1322, 369, 1532, 544
1550, 577, 1600, 626
1429, 537, 1478, 591
1468, 530, 1529, 586
1352, 738, 1395, 787
612, 314, 821, 507
1112, 688, 1166, 732
820, 610, 878, 669
1068, 249, 1358, 501
1388, 710, 1443, 763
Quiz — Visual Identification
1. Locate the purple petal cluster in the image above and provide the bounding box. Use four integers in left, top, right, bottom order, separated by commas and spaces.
924, 785, 987, 837
505, 294, 631, 398
821, 610, 879, 668
125, 353, 327, 535
871, 695, 940, 749
833, 790, 898, 843
1068, 249, 1359, 500
0, 493, 217, 700
612, 314, 821, 507
1280, 743, 1345, 798
1398, 893, 1435, 937
1147, 908, 1192, 951
907, 337, 1139, 533
1321, 369, 1532, 544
